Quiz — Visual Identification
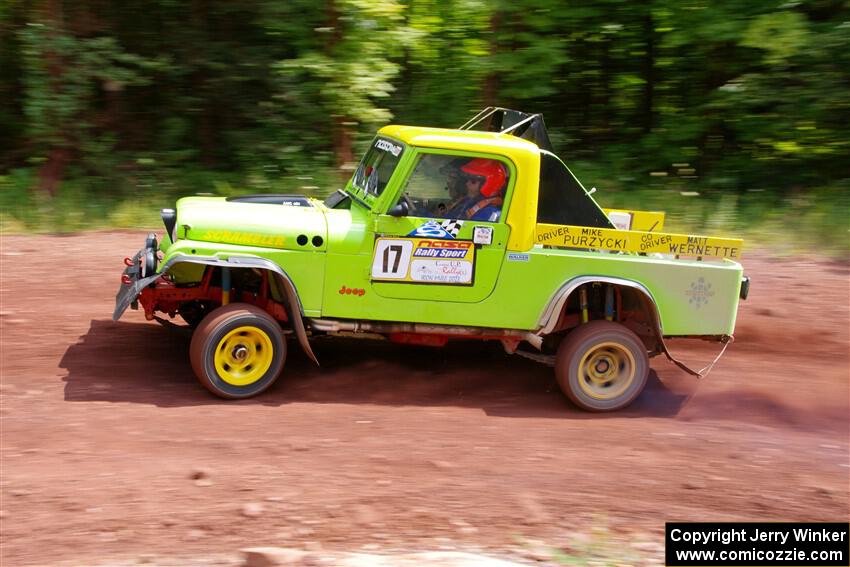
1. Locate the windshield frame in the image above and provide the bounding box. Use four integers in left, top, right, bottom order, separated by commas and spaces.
346, 136, 407, 210
389, 147, 518, 223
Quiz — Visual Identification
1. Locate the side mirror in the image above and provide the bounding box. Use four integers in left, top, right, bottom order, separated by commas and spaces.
387, 200, 409, 217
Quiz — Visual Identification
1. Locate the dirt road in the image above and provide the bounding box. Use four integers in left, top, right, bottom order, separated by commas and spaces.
1, 233, 848, 566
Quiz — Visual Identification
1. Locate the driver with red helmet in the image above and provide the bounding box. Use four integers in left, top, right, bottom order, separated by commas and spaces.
444, 158, 507, 222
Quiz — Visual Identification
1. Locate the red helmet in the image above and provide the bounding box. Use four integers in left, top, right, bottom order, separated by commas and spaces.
461, 159, 507, 198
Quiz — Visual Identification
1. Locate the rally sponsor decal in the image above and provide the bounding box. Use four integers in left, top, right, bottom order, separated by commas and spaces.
606, 211, 633, 231
473, 226, 493, 245
372, 237, 475, 285
374, 139, 402, 156
279, 198, 311, 207
602, 208, 665, 232
407, 219, 464, 239
410, 259, 473, 284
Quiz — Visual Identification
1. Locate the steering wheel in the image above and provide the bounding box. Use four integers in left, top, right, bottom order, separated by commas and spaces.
432, 201, 448, 217
400, 193, 416, 216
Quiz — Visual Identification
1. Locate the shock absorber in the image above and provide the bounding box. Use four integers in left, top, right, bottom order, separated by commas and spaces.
579, 287, 589, 324
604, 284, 615, 321
221, 267, 231, 306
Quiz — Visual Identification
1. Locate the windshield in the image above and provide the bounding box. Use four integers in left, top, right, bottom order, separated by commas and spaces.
350, 137, 405, 202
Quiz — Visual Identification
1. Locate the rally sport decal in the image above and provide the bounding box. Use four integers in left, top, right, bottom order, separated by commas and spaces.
372, 237, 475, 285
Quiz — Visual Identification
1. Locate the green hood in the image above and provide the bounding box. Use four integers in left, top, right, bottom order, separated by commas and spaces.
176, 196, 328, 251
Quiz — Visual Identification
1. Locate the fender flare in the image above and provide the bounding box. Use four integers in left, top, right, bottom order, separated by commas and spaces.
158, 254, 318, 365
536, 276, 734, 378
536, 275, 710, 377
537, 276, 663, 335
537, 275, 669, 359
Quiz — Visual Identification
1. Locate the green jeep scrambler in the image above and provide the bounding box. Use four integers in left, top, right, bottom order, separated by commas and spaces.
114, 108, 749, 411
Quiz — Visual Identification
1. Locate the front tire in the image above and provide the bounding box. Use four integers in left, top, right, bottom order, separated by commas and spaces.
179, 300, 213, 329
190, 303, 286, 399
555, 321, 649, 412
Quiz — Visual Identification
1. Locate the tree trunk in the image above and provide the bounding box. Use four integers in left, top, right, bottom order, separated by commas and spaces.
333, 116, 354, 171
598, 39, 611, 142
38, 147, 70, 196
192, 0, 216, 167
482, 11, 501, 108
641, 11, 656, 135
326, 0, 354, 174
37, 0, 66, 196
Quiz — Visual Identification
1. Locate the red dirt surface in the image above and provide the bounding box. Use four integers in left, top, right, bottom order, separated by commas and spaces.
1, 232, 848, 565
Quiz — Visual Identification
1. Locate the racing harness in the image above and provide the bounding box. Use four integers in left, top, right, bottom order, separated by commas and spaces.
464, 197, 503, 219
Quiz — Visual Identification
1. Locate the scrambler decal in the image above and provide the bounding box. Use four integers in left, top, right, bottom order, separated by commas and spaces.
372, 237, 475, 285
199, 230, 286, 248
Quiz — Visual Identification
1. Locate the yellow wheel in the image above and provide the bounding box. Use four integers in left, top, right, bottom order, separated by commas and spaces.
190, 303, 286, 399
576, 342, 636, 400
213, 326, 275, 386
555, 321, 649, 412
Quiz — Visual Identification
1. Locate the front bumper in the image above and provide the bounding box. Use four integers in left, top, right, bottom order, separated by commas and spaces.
112, 235, 160, 321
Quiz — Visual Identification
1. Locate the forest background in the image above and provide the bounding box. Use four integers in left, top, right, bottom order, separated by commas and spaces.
1, 0, 848, 253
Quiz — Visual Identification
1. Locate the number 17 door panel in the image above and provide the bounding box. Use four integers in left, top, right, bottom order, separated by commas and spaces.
370, 217, 509, 303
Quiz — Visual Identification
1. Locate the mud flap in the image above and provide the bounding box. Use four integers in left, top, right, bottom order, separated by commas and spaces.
661, 335, 734, 379
113, 249, 160, 321
295, 318, 319, 366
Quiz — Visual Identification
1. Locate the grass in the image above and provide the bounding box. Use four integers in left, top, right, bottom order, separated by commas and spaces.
2, 166, 848, 258
514, 520, 662, 566
0, 166, 342, 234
596, 186, 850, 258
571, 160, 850, 258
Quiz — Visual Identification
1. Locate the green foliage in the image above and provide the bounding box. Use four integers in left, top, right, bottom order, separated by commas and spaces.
19, 23, 161, 155
0, 0, 847, 252
273, 0, 411, 167
742, 11, 810, 64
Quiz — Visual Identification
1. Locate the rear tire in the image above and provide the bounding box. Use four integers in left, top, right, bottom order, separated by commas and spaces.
555, 321, 649, 412
190, 303, 286, 399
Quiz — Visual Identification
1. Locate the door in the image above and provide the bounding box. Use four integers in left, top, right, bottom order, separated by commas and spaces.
370, 150, 513, 303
